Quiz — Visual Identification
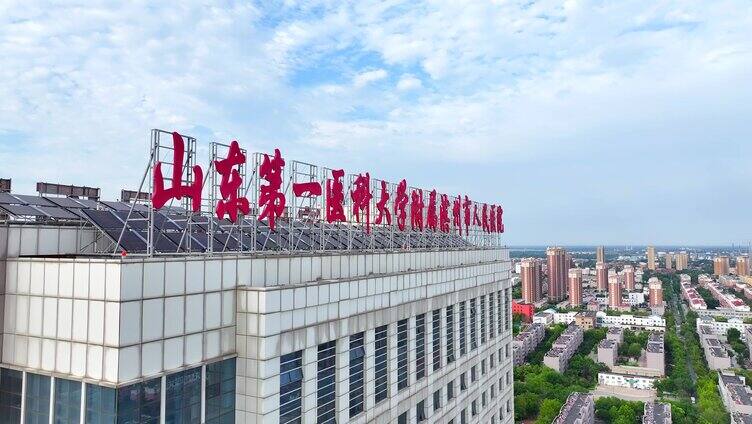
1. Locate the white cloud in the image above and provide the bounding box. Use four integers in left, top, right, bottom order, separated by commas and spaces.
396, 74, 422, 91
352, 68, 388, 87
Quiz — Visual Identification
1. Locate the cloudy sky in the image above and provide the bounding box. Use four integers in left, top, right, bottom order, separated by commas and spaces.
1, 0, 750, 246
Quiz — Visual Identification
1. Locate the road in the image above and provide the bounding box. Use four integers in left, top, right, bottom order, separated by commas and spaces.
668, 281, 698, 384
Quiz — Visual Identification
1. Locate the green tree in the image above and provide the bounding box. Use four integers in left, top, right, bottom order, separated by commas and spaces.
535, 399, 563, 424
514, 392, 540, 420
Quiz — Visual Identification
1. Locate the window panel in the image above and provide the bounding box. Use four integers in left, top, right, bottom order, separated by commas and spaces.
459, 302, 467, 356
349, 333, 365, 418
317, 340, 337, 424
206, 358, 236, 424
280, 351, 303, 424
54, 377, 82, 424
489, 292, 495, 339
25, 373, 51, 424
374, 326, 388, 404
0, 368, 22, 424
432, 309, 441, 371
480, 295, 487, 345
497, 290, 504, 336
117, 377, 161, 424
85, 384, 116, 424
165, 367, 202, 424
470, 298, 478, 350
397, 319, 409, 391
416, 314, 426, 381
446, 306, 455, 364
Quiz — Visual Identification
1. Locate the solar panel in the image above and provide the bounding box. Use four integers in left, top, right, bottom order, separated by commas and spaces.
44, 196, 87, 209
12, 195, 55, 207
0, 193, 22, 205
35, 206, 80, 219
0, 204, 46, 217
82, 209, 124, 230
73, 198, 99, 209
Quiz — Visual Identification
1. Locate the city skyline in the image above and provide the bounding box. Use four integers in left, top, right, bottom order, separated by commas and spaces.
1, 1, 751, 246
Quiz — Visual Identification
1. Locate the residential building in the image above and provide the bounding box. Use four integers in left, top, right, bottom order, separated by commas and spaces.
675, 252, 689, 271
647, 246, 656, 271
716, 256, 731, 276
553, 392, 594, 424
643, 401, 672, 424
664, 254, 673, 270
608, 275, 622, 308
623, 265, 636, 291
702, 337, 732, 370
719, 372, 752, 418
596, 262, 608, 292
574, 311, 597, 330
544, 325, 584, 372
596, 246, 605, 264
598, 372, 657, 390
513, 324, 545, 365
598, 339, 618, 368
512, 301, 535, 321
646, 332, 666, 375
547, 247, 569, 302
606, 327, 624, 343
521, 258, 541, 304
649, 278, 664, 308
738, 256, 750, 277
569, 268, 583, 307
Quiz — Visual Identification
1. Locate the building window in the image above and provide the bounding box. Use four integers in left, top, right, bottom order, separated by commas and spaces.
497, 290, 504, 336
482, 391, 487, 408
433, 389, 442, 411
481, 359, 487, 376
25, 373, 51, 424
491, 383, 496, 399
416, 314, 426, 380
85, 384, 116, 424
446, 305, 455, 363
165, 367, 202, 424
490, 353, 495, 369
506, 343, 510, 360
280, 351, 303, 424
317, 340, 337, 424
417, 400, 426, 422
398, 411, 408, 424
504, 289, 511, 331
471, 365, 477, 382
206, 358, 236, 424
459, 302, 467, 356
489, 292, 496, 338
470, 298, 478, 350
55, 377, 82, 424
506, 370, 511, 386
472, 399, 478, 416
447, 380, 455, 400
461, 408, 467, 424
349, 332, 366, 418
460, 372, 467, 391
397, 319, 409, 390
375, 325, 389, 404
432, 309, 442, 371
480, 295, 487, 345
0, 368, 22, 423
117, 377, 161, 424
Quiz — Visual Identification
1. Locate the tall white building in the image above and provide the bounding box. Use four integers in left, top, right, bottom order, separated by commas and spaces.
0, 192, 514, 423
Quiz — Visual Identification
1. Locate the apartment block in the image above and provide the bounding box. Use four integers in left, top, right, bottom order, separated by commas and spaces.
553, 392, 594, 424
543, 324, 583, 373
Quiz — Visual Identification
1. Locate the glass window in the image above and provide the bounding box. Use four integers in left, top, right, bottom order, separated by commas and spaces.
472, 399, 478, 416
482, 359, 486, 376
416, 314, 426, 380
0, 368, 23, 423
85, 384, 116, 424
417, 400, 426, 422
398, 411, 408, 424
446, 306, 455, 364
480, 295, 487, 345
506, 343, 510, 359
26, 373, 51, 424
165, 367, 202, 424
433, 389, 441, 411
482, 391, 487, 408
317, 341, 336, 424
280, 351, 303, 424
349, 333, 365, 418
470, 298, 478, 350
497, 290, 504, 336
447, 380, 454, 400
504, 289, 511, 331
460, 409, 467, 424
491, 383, 496, 399
206, 358, 236, 424
489, 292, 495, 339
375, 326, 389, 404
397, 319, 409, 391
460, 373, 467, 391
117, 377, 161, 424
54, 377, 82, 424
471, 365, 477, 383
459, 302, 467, 356
432, 309, 441, 371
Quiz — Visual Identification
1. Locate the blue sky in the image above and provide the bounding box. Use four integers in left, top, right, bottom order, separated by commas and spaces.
1, 0, 750, 245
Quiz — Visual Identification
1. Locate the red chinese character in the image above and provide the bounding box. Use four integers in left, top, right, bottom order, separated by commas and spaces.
394, 179, 408, 231
326, 169, 346, 223
473, 203, 481, 227
497, 205, 504, 233
481, 203, 489, 233
410, 189, 424, 231
375, 181, 391, 226
292, 181, 322, 197
258, 148, 286, 231
152, 132, 204, 212
439, 194, 450, 233
489, 205, 497, 233
214, 140, 249, 223
426, 190, 438, 231
351, 172, 372, 233
452, 195, 461, 233
463, 196, 472, 236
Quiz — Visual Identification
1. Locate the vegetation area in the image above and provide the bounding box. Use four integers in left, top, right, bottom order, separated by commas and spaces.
727, 327, 749, 360
513, 313, 525, 336
617, 329, 649, 363
514, 326, 607, 422
697, 286, 720, 309
512, 284, 521, 299
595, 397, 644, 424
652, 273, 730, 424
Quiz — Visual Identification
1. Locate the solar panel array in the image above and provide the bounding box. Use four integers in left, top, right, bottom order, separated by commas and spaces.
1, 193, 472, 254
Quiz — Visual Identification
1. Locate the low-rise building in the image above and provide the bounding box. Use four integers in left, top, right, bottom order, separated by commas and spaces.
681, 278, 708, 310
598, 372, 657, 390
514, 323, 545, 365
597, 313, 666, 331
544, 324, 584, 372
575, 311, 597, 330
646, 332, 666, 376
643, 401, 672, 424
719, 372, 752, 419
696, 316, 751, 340
554, 392, 595, 424
598, 339, 619, 368
607, 326, 624, 343
703, 336, 732, 370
